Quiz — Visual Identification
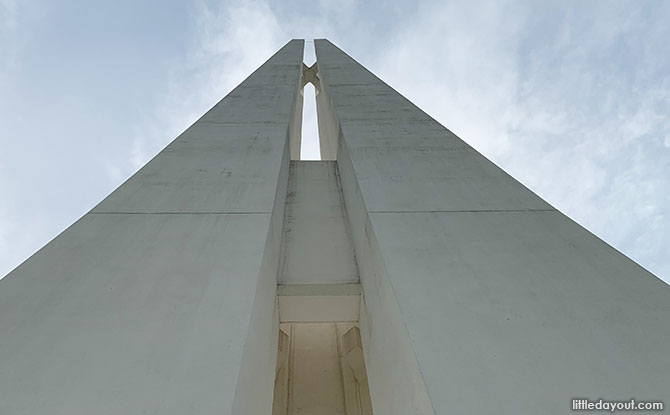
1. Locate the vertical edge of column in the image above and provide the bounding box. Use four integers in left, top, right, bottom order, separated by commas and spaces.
315, 39, 435, 415
290, 71, 304, 161
231, 39, 304, 415
313, 41, 339, 160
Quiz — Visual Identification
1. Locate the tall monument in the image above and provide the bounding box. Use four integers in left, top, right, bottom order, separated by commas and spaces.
1, 39, 668, 415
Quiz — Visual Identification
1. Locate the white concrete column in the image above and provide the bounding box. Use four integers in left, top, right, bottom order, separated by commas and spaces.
0, 40, 304, 415
315, 39, 670, 415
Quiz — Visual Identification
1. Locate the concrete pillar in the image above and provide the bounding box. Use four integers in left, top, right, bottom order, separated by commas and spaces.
315, 39, 670, 415
0, 40, 304, 415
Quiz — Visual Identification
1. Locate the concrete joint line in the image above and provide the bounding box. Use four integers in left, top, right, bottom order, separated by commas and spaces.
368, 208, 557, 214
89, 211, 271, 215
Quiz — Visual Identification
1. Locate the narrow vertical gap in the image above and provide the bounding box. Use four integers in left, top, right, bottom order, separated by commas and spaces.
300, 83, 320, 160
300, 41, 320, 160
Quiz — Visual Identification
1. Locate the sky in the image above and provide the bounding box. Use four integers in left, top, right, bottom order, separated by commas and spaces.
0, 0, 669, 283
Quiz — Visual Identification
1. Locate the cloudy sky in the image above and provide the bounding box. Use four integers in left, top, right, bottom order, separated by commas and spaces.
1, 0, 668, 283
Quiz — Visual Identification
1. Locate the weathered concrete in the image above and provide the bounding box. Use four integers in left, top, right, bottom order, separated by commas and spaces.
0, 39, 304, 415
279, 161, 358, 285
315, 39, 670, 414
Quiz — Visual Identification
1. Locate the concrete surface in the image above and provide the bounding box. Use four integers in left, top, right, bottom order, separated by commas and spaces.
272, 322, 372, 415
0, 39, 304, 415
280, 161, 358, 284
315, 39, 670, 415
277, 283, 361, 322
